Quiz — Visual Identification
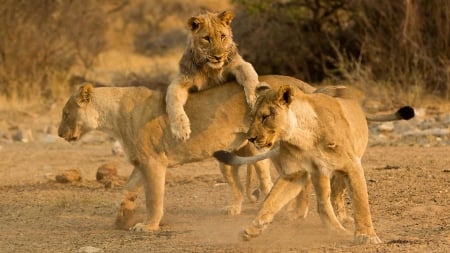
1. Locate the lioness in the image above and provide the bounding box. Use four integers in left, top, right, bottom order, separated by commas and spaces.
57, 75, 315, 232
166, 10, 260, 141
214, 85, 414, 244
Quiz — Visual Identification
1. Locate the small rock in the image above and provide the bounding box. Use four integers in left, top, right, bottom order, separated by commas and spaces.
78, 246, 104, 253
96, 163, 124, 189
55, 169, 81, 183
378, 122, 394, 132
96, 163, 118, 181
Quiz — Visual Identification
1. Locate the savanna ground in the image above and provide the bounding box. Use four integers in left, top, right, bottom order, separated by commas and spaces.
0, 96, 449, 253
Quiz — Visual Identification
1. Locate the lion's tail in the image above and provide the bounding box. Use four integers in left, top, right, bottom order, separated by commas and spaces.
213, 147, 279, 166
366, 106, 415, 122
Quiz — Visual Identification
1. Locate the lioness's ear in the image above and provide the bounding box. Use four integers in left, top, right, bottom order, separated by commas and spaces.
77, 82, 94, 106
218, 10, 234, 26
255, 82, 271, 97
188, 16, 203, 32
276, 85, 294, 106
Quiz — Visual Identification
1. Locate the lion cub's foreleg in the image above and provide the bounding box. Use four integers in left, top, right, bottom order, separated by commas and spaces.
166, 77, 192, 141
231, 60, 259, 107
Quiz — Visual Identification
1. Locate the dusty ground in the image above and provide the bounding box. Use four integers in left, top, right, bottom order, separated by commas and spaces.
0, 103, 449, 253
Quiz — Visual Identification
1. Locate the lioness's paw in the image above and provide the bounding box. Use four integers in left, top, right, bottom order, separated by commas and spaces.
223, 205, 241, 216
130, 222, 160, 232
242, 223, 265, 241
354, 233, 382, 244
170, 114, 191, 141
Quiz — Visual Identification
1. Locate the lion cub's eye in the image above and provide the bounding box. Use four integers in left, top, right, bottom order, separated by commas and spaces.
221, 34, 226, 40
262, 114, 269, 123
203, 36, 210, 43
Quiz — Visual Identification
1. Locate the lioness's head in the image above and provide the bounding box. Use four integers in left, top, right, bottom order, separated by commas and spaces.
248, 85, 296, 149
58, 83, 99, 142
187, 10, 236, 69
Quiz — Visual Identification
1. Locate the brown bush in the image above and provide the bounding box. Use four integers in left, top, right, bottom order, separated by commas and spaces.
0, 0, 107, 100
232, 0, 450, 96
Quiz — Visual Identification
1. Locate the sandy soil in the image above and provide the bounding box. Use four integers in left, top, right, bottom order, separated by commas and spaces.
0, 107, 449, 253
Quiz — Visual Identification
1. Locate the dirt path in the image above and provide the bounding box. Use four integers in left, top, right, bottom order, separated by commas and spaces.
0, 139, 449, 252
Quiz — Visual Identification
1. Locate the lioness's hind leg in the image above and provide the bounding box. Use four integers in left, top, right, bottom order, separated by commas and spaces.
310, 170, 347, 233
220, 163, 244, 215
115, 168, 143, 230
331, 172, 354, 225
131, 160, 167, 232
345, 161, 381, 244
245, 164, 258, 202
254, 158, 273, 197
166, 77, 191, 141
286, 177, 312, 220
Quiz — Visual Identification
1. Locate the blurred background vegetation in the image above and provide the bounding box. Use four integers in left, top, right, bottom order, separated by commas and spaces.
0, 0, 448, 105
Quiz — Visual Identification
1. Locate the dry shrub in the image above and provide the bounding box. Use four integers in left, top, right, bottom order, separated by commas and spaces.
232, 0, 450, 97
0, 0, 107, 101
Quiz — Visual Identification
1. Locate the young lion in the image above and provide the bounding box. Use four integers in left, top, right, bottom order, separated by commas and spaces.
214, 85, 414, 244
166, 10, 259, 141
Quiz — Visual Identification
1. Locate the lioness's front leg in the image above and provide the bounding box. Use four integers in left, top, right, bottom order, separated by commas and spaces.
131, 160, 167, 232
243, 172, 309, 240
166, 76, 192, 141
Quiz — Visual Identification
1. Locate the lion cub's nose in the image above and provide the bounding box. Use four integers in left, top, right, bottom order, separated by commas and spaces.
213, 54, 224, 61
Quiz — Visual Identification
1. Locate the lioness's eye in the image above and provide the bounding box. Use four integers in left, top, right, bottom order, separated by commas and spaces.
203, 36, 210, 42
221, 34, 226, 40
262, 114, 269, 123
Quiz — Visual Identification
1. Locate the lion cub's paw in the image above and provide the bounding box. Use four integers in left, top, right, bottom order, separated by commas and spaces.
354, 233, 382, 244
223, 205, 242, 216
170, 113, 191, 141
130, 223, 160, 232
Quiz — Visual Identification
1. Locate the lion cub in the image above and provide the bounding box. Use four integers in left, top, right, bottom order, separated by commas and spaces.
166, 10, 259, 141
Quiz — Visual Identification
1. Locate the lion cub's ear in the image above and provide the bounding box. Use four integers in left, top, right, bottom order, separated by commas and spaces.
77, 82, 94, 106
276, 85, 294, 106
188, 16, 203, 32
218, 10, 234, 26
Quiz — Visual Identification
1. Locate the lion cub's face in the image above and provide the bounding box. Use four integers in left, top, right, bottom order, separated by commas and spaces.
248, 86, 295, 149
188, 10, 235, 69
58, 83, 98, 142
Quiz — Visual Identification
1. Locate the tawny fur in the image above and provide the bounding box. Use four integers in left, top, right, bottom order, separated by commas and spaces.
166, 10, 262, 141
238, 85, 408, 244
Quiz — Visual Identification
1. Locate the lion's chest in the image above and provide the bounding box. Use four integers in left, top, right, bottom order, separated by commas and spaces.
190, 66, 235, 91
